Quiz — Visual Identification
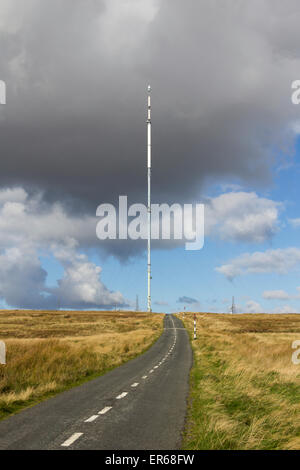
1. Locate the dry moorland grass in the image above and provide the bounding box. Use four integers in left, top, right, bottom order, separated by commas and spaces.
180, 313, 300, 450
0, 310, 163, 420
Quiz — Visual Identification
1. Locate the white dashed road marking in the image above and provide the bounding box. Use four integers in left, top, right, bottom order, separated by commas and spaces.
59, 316, 184, 448
60, 317, 182, 447
85, 415, 98, 423
61, 433, 83, 447
98, 406, 112, 415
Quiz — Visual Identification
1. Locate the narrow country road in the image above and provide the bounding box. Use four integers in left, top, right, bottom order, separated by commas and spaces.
0, 314, 192, 450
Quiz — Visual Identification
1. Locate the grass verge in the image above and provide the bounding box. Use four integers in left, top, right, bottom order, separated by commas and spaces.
180, 313, 300, 450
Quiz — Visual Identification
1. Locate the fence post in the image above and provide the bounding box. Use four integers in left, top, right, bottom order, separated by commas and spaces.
0, 341, 6, 365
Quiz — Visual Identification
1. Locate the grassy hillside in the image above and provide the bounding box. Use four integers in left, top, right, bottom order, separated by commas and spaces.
180, 313, 300, 450
0, 310, 163, 420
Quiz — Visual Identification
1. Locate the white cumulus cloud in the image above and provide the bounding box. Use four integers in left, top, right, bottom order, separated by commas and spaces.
289, 218, 300, 228
244, 300, 264, 314
206, 191, 281, 243
50, 243, 124, 309
275, 305, 300, 314
263, 290, 290, 300
0, 187, 126, 309
216, 247, 300, 280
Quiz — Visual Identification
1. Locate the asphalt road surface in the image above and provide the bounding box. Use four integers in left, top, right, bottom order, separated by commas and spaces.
0, 314, 192, 450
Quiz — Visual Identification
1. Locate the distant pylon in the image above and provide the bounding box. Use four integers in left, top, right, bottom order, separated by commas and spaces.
136, 295, 139, 312
231, 296, 235, 314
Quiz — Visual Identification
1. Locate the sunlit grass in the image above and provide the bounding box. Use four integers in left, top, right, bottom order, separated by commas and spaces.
180, 313, 300, 450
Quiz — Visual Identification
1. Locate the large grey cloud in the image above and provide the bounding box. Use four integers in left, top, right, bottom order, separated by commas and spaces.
1, 1, 300, 204
0, 0, 300, 264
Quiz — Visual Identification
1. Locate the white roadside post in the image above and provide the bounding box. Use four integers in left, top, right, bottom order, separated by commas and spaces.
0, 341, 6, 365
193, 313, 197, 340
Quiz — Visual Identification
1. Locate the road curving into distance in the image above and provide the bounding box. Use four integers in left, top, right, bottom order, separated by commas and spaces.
0, 314, 192, 450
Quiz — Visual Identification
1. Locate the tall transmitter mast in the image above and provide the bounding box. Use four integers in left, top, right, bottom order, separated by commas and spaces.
147, 85, 152, 312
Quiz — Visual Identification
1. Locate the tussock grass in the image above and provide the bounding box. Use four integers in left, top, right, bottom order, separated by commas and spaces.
180, 313, 300, 450
0, 310, 163, 419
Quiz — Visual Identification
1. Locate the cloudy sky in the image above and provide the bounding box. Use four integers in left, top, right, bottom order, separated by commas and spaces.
1, 0, 300, 312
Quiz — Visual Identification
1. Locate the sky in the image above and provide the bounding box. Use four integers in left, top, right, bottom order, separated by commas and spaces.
1, 0, 300, 312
